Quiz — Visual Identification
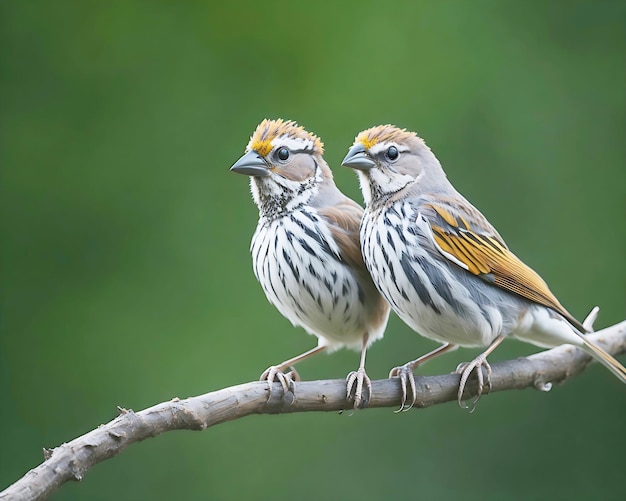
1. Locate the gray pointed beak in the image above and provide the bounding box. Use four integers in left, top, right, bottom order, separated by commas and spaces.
230, 151, 270, 177
341, 143, 375, 171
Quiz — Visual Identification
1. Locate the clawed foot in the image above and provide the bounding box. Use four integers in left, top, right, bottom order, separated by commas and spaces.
346, 367, 372, 410
389, 364, 417, 412
455, 354, 492, 412
260, 365, 300, 401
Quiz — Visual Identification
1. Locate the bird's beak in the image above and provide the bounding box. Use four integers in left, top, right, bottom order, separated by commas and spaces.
230, 151, 270, 177
341, 143, 375, 171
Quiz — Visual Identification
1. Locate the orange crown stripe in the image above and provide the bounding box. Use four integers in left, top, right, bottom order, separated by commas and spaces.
356, 125, 420, 150
248, 118, 324, 156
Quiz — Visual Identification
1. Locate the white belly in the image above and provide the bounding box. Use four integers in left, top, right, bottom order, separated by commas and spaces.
251, 210, 376, 350
361, 203, 515, 347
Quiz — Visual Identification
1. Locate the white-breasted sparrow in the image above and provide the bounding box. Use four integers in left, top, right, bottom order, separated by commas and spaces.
231, 119, 390, 408
342, 124, 626, 410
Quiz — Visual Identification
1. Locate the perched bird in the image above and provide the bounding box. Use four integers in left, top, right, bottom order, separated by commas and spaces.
342, 124, 626, 410
230, 119, 390, 408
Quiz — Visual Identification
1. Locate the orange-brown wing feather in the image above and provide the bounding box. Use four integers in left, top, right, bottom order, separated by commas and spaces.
424, 202, 584, 331
318, 199, 390, 330
317, 199, 366, 271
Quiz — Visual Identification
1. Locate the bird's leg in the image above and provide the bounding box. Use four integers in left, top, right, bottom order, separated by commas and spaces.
455, 335, 505, 411
389, 343, 457, 412
260, 345, 327, 396
346, 333, 371, 410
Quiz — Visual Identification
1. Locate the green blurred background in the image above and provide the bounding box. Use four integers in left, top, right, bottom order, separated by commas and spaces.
2, 1, 625, 499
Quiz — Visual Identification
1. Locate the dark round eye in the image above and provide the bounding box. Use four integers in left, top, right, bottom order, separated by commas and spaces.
277, 147, 290, 161
386, 146, 399, 161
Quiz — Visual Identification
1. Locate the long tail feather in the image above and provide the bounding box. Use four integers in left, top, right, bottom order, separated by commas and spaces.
579, 337, 626, 384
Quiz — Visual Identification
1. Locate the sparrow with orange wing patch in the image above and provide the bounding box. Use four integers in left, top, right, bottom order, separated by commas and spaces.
342, 124, 626, 410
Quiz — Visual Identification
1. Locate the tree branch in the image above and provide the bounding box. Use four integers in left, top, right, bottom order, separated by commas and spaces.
2, 320, 625, 501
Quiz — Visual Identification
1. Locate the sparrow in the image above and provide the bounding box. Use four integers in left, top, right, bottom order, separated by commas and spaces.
231, 119, 390, 408
342, 124, 626, 410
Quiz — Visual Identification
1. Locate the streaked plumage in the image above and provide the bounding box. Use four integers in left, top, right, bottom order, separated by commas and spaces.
343, 124, 626, 410
231, 119, 390, 408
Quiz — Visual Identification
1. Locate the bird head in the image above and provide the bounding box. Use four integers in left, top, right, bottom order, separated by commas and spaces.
342, 125, 445, 208
231, 119, 331, 218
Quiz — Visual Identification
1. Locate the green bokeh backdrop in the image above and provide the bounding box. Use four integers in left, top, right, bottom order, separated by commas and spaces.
2, 1, 625, 499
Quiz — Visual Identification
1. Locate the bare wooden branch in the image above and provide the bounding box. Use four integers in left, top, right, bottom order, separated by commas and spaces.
2, 321, 625, 501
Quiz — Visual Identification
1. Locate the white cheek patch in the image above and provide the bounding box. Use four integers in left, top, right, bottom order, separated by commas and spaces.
356, 171, 373, 205
250, 177, 261, 206
271, 136, 314, 152
368, 141, 409, 157
370, 167, 413, 194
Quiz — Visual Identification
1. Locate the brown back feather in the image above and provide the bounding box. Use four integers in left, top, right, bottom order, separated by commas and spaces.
317, 200, 366, 271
